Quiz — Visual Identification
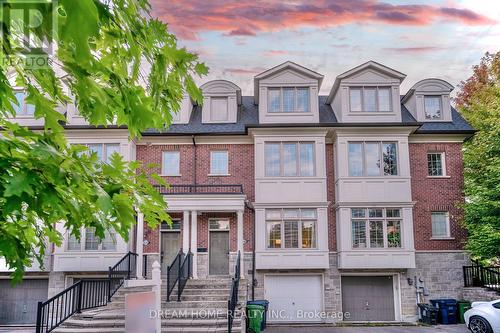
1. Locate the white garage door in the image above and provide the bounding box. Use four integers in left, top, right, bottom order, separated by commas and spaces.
264, 275, 323, 323
0, 279, 48, 325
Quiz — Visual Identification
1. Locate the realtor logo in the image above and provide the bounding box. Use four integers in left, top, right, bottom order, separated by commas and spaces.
0, 0, 58, 68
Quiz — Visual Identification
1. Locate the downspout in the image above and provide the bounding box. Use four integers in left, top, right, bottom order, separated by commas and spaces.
192, 135, 197, 187
245, 200, 256, 301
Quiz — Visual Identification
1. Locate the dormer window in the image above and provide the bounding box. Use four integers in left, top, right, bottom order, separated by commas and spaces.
268, 87, 310, 113
424, 96, 442, 120
210, 97, 228, 121
349, 87, 391, 112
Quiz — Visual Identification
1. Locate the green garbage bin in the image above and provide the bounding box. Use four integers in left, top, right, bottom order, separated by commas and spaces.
247, 304, 265, 333
457, 301, 472, 324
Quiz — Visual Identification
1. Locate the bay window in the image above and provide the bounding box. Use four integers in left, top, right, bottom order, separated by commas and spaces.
266, 208, 317, 249
348, 142, 398, 176
265, 142, 315, 177
268, 87, 310, 113
349, 86, 392, 112
351, 208, 402, 249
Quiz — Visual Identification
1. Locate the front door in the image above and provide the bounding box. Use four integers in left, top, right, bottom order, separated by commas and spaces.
209, 231, 229, 275
161, 231, 180, 274
342, 275, 396, 321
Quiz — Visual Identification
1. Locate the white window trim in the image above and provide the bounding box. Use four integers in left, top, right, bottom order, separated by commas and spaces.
267, 87, 311, 113
350, 208, 404, 250
348, 141, 399, 177
427, 152, 450, 178
430, 211, 452, 239
424, 95, 443, 120
66, 228, 117, 252
209, 150, 230, 176
264, 141, 316, 177
84, 143, 121, 163
11, 90, 35, 118
265, 208, 318, 250
161, 151, 181, 177
349, 86, 393, 113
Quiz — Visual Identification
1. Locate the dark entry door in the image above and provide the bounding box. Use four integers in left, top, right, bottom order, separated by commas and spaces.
161, 231, 180, 274
342, 276, 395, 321
209, 231, 229, 275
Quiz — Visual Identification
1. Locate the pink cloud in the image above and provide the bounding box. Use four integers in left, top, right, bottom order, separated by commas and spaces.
265, 50, 289, 56
223, 67, 266, 75
151, 0, 495, 40
383, 46, 450, 53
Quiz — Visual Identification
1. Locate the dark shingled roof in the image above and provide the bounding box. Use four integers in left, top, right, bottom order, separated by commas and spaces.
142, 95, 474, 136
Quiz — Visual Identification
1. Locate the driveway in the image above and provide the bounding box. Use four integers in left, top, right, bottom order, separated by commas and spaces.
266, 324, 469, 333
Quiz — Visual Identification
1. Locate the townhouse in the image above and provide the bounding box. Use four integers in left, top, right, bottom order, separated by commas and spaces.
0, 60, 474, 325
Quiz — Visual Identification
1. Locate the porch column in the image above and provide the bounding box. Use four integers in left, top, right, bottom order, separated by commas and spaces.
136, 211, 144, 279
190, 210, 198, 279
182, 210, 190, 252
237, 209, 244, 278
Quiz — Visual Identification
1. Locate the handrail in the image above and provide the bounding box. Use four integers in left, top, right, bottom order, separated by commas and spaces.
155, 184, 244, 195
166, 250, 183, 302
464, 263, 500, 293
177, 252, 193, 301
228, 251, 241, 333
35, 251, 137, 333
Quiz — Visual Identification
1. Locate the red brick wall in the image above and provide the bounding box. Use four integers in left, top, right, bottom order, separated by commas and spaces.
326, 143, 337, 251
137, 143, 255, 253
410, 143, 467, 250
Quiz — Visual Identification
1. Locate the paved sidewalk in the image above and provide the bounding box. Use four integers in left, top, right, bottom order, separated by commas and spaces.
266, 324, 469, 333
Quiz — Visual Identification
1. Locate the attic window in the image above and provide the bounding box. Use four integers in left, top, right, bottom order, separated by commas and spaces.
210, 97, 228, 121
268, 87, 310, 113
349, 87, 391, 112
424, 96, 442, 120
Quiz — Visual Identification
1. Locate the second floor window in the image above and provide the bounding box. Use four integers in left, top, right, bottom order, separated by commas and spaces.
268, 87, 310, 113
266, 208, 317, 249
210, 151, 229, 175
210, 97, 229, 121
162, 151, 180, 176
349, 87, 391, 112
87, 143, 120, 164
348, 142, 398, 177
67, 228, 116, 251
431, 212, 450, 238
12, 91, 35, 116
428, 152, 445, 176
351, 208, 402, 249
424, 96, 442, 120
265, 142, 315, 177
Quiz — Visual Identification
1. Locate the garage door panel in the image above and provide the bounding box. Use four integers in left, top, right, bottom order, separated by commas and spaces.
342, 276, 395, 322
0, 279, 48, 325
265, 275, 323, 323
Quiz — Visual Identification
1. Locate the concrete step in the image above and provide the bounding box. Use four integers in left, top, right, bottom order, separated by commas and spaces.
60, 318, 242, 328
55, 328, 242, 333
162, 300, 230, 308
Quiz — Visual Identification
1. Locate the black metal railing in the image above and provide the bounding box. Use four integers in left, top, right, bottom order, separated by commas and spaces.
155, 184, 243, 195
166, 251, 183, 302
177, 251, 193, 302
143, 254, 149, 279
228, 251, 241, 333
464, 262, 500, 293
35, 251, 137, 333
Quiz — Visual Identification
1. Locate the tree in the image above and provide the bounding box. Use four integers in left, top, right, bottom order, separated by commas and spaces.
0, 0, 207, 280
456, 52, 500, 263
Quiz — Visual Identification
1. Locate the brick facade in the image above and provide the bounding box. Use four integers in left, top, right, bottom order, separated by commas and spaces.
409, 142, 467, 250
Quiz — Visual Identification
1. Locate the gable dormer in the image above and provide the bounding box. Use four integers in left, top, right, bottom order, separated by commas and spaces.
326, 61, 406, 123
171, 95, 194, 125
254, 61, 323, 124
200, 80, 241, 124
402, 78, 454, 122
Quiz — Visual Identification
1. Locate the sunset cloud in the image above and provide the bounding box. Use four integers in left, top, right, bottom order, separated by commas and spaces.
383, 46, 450, 53
152, 0, 495, 40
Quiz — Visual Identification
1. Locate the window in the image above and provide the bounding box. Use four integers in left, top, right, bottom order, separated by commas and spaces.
85, 227, 99, 250
266, 209, 317, 249
348, 142, 398, 176
68, 228, 116, 251
162, 151, 180, 176
424, 96, 442, 120
209, 219, 230, 230
351, 208, 402, 249
67, 233, 81, 251
210, 151, 229, 175
431, 212, 450, 238
11, 91, 35, 116
267, 87, 310, 113
349, 87, 392, 112
264, 142, 315, 177
210, 97, 228, 121
86, 143, 121, 164
428, 152, 445, 176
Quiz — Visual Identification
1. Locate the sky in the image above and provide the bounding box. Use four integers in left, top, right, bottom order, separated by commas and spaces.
150, 0, 500, 96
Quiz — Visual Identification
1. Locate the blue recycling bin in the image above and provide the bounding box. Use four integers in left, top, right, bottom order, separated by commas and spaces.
247, 300, 269, 330
430, 299, 458, 324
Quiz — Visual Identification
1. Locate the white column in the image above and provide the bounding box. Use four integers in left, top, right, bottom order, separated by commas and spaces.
182, 210, 190, 252
237, 209, 244, 278
190, 210, 198, 279
136, 211, 144, 279
151, 261, 162, 332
